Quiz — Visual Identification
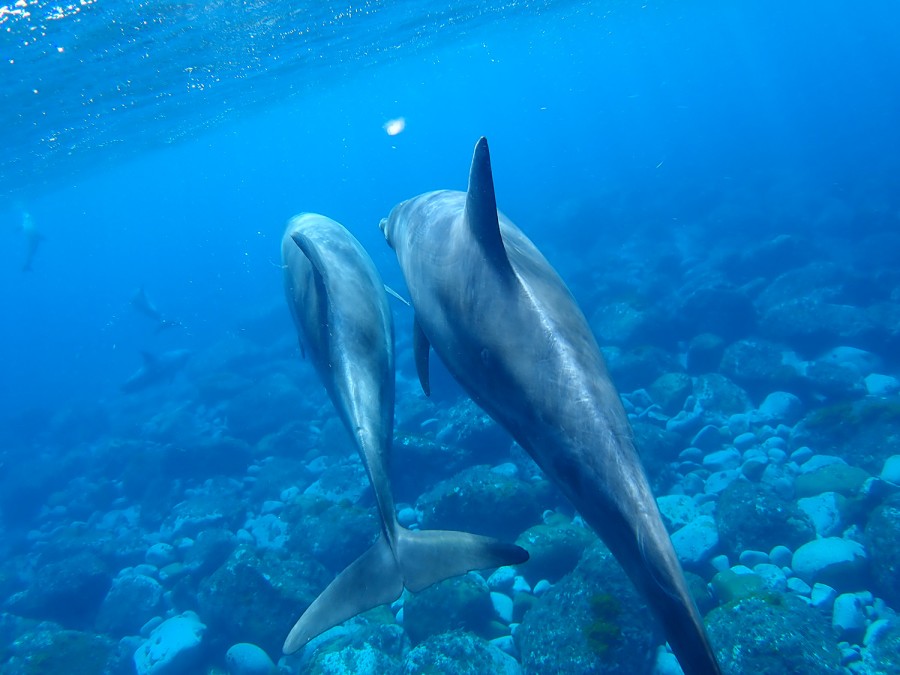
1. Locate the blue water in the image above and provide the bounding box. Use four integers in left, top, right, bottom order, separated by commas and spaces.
3, 1, 899, 418
2, 1, 900, 673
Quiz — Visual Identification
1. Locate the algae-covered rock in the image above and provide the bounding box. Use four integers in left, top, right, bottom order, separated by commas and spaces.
282, 493, 376, 573
711, 569, 765, 604
4, 626, 117, 675
720, 339, 803, 398
794, 463, 870, 498
417, 465, 550, 540
4, 551, 111, 629
715, 481, 814, 558
196, 546, 330, 656
706, 593, 843, 673
863, 621, 900, 675
686, 333, 726, 374
515, 517, 597, 584
693, 374, 753, 417
515, 542, 657, 674
96, 571, 164, 636
402, 630, 521, 675
793, 398, 900, 474
402, 573, 493, 644
604, 345, 679, 393
865, 495, 900, 608
649, 372, 693, 415
294, 618, 406, 675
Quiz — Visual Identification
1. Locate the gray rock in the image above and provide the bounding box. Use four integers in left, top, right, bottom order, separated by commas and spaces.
96, 572, 165, 636
706, 593, 843, 673
800, 454, 847, 474
693, 374, 753, 417
686, 332, 726, 374
810, 583, 838, 610
832, 593, 867, 643
786, 577, 811, 596
691, 425, 725, 452
881, 455, 900, 484
656, 494, 699, 532
768, 545, 793, 568
797, 492, 845, 537
133, 612, 206, 675
792, 538, 868, 591
515, 543, 657, 674
704, 469, 741, 494
146, 543, 177, 568
703, 448, 742, 471
753, 563, 787, 593
738, 550, 769, 567
720, 339, 803, 397
225, 642, 276, 675
405, 630, 521, 675
864, 496, 900, 609
757, 391, 804, 426
864, 373, 900, 396
671, 515, 719, 568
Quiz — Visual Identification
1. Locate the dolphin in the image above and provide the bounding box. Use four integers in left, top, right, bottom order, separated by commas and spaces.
379, 138, 721, 675
20, 212, 44, 272
280, 213, 528, 654
130, 287, 183, 332
121, 349, 191, 393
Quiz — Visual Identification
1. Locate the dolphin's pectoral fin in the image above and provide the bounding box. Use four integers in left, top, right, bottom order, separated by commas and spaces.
384, 284, 411, 306
413, 316, 431, 396
283, 534, 402, 655
465, 137, 513, 275
139, 351, 158, 367
396, 527, 528, 593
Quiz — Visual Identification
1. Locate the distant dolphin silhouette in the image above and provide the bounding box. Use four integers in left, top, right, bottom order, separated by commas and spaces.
20, 213, 44, 272
130, 287, 183, 332
121, 349, 191, 393
280, 213, 527, 654
380, 138, 721, 674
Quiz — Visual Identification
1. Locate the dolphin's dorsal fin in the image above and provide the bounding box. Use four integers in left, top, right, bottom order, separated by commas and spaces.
413, 316, 431, 396
465, 137, 512, 274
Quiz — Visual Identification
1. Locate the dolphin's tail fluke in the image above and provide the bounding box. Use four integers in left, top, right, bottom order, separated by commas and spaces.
283, 533, 402, 655
395, 526, 528, 592
282, 526, 528, 655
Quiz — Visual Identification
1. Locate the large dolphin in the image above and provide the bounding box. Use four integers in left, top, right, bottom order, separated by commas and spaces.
280, 213, 527, 654
379, 139, 721, 674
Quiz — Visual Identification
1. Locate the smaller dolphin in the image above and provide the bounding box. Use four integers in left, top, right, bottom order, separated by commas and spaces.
380, 138, 721, 674
20, 213, 44, 272
130, 287, 183, 332
281, 213, 527, 654
121, 349, 191, 393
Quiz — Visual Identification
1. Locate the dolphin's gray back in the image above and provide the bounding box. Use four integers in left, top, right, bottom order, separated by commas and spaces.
381, 139, 720, 674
